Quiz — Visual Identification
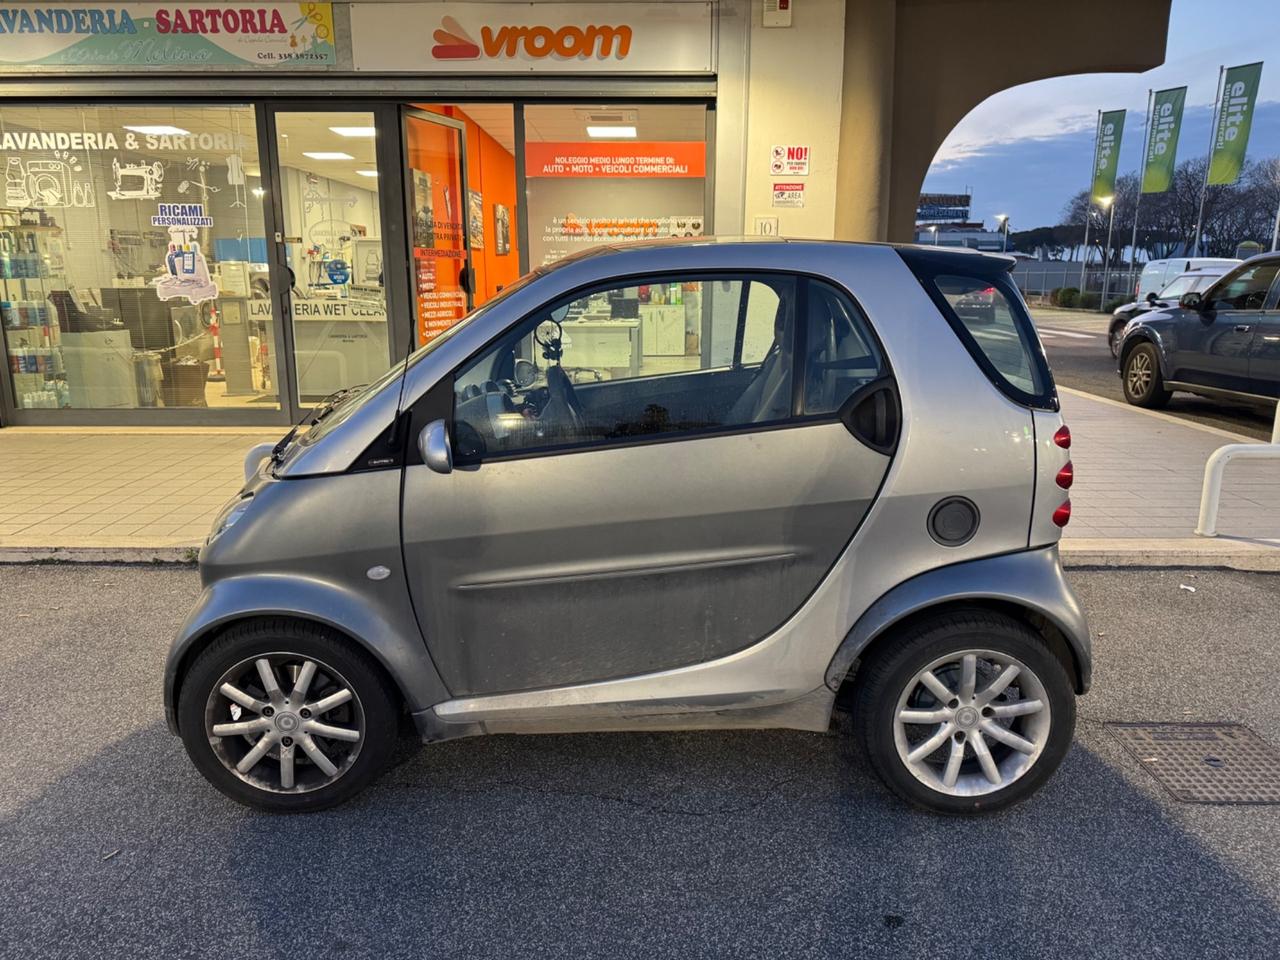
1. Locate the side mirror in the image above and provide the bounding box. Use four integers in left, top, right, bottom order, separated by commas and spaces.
1146, 292, 1158, 304
1179, 291, 1204, 312
418, 419, 453, 474
513, 357, 538, 389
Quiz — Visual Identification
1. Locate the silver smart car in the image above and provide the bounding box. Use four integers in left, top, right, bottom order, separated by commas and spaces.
164, 239, 1087, 815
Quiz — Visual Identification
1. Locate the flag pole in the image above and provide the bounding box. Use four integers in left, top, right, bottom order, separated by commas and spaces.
1079, 110, 1102, 294
1193, 65, 1226, 257
1129, 88, 1154, 299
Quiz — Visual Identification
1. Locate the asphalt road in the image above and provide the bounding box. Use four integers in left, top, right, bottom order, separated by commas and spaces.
1029, 305, 1276, 441
3, 563, 1280, 959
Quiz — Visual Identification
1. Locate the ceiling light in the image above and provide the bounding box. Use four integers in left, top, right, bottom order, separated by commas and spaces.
251, 187, 265, 198
303, 151, 354, 161
329, 126, 377, 138
586, 125, 637, 139
123, 124, 190, 136
355, 169, 379, 178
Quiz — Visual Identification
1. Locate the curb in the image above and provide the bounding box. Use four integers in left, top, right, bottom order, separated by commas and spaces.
0, 546, 199, 565
1060, 538, 1280, 571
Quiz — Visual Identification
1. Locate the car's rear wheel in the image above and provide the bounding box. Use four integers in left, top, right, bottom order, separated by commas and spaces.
854, 611, 1075, 814
178, 619, 399, 812
1122, 342, 1171, 407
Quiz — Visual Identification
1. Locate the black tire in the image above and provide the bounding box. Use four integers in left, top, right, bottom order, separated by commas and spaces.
852, 610, 1076, 815
178, 619, 400, 813
1121, 341, 1172, 408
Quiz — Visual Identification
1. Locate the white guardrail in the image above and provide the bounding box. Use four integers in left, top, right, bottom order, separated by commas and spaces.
1195, 401, 1280, 537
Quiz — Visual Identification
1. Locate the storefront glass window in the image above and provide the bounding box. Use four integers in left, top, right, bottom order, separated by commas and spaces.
274, 111, 390, 403
523, 104, 708, 268
0, 104, 277, 411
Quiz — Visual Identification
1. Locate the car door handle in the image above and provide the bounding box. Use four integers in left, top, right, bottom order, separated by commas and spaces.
1235, 324, 1253, 333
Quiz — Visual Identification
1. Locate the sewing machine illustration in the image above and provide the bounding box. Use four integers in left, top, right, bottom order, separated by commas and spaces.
153, 224, 218, 305
108, 157, 164, 200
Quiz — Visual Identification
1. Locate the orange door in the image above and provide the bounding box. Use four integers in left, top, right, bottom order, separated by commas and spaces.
402, 109, 474, 346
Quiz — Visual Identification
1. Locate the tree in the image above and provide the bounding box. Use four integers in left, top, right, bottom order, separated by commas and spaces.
1008, 226, 1065, 259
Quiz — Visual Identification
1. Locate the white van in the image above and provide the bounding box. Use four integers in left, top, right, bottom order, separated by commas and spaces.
1135, 257, 1239, 300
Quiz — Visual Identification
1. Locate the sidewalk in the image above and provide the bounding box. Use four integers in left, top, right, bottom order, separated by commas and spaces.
0, 427, 277, 551
0, 391, 1277, 558
1059, 388, 1280, 541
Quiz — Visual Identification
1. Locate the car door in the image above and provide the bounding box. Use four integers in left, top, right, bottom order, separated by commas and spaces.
400, 272, 898, 697
1247, 269, 1280, 399
1169, 261, 1279, 393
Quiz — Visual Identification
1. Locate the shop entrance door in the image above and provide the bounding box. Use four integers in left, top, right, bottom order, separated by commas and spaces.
400, 108, 473, 347
267, 105, 410, 413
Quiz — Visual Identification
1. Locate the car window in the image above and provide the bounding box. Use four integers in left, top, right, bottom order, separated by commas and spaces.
1208, 262, 1280, 311
930, 275, 1043, 396
1158, 275, 1194, 299
1193, 275, 1218, 292
803, 280, 885, 415
451, 274, 797, 461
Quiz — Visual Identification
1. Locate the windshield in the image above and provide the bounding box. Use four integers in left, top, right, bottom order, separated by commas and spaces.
1158, 275, 1195, 299
297, 268, 546, 448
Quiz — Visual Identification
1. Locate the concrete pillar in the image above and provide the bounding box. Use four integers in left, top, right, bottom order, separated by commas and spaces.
834, 0, 897, 241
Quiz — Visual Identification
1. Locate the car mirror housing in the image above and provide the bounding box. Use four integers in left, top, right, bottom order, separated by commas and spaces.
1146, 292, 1158, 304
1179, 291, 1204, 311
418, 419, 453, 475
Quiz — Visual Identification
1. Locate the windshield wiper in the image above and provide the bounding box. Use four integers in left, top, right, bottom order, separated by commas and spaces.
270, 425, 298, 464
269, 384, 369, 465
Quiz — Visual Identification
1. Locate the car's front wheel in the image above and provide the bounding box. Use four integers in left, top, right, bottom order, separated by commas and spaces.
178, 619, 399, 812
854, 611, 1075, 814
1122, 341, 1172, 407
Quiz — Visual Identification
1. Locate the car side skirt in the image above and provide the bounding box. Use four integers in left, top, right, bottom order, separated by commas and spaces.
1164, 381, 1278, 408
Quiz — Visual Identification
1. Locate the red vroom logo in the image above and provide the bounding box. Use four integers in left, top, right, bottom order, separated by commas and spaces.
431, 15, 480, 59
431, 14, 633, 61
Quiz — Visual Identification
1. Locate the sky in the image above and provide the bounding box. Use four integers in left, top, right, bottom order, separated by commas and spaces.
921, 0, 1280, 231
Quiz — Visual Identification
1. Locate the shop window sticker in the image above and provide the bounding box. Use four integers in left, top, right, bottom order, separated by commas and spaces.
150, 204, 218, 305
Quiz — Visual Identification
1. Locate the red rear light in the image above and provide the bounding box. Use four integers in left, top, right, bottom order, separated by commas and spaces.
1052, 500, 1072, 527
1053, 425, 1071, 449
1056, 461, 1074, 489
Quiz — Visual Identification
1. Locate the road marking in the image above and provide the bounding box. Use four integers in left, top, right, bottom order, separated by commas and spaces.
1039, 328, 1098, 340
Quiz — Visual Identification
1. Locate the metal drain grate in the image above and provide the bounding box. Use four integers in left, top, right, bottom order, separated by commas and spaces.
1107, 723, 1280, 804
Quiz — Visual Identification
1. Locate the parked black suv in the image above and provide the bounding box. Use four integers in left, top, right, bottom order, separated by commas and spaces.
1118, 255, 1280, 409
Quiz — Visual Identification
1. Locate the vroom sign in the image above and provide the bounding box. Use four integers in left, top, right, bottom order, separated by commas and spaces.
351, 1, 714, 74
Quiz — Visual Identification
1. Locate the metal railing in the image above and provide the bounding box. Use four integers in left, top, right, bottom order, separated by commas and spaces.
1195, 401, 1280, 537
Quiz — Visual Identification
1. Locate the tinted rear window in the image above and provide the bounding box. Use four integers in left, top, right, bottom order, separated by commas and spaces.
932, 275, 1044, 396
896, 249, 1056, 410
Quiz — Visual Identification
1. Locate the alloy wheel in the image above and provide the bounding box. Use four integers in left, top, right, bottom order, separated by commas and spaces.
892, 649, 1051, 797
203, 653, 365, 794
1126, 350, 1153, 397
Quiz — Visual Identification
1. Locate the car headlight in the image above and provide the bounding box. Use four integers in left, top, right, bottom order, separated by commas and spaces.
208, 495, 253, 544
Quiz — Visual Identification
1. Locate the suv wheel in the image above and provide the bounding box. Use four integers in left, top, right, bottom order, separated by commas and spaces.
1122, 342, 1171, 407
854, 611, 1075, 814
178, 620, 399, 812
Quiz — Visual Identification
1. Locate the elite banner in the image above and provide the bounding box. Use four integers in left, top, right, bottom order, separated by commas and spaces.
1208, 61, 1264, 186
1090, 109, 1126, 201
1141, 86, 1186, 194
